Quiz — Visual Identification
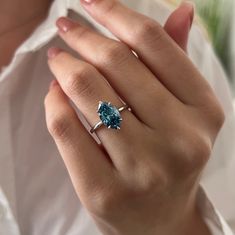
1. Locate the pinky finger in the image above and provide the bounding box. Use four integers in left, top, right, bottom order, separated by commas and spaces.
44, 80, 114, 205
164, 1, 194, 52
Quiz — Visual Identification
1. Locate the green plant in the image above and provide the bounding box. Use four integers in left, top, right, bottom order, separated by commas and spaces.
172, 0, 233, 79
194, 0, 232, 77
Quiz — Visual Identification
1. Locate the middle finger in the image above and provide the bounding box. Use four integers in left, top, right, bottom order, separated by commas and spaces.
56, 17, 180, 127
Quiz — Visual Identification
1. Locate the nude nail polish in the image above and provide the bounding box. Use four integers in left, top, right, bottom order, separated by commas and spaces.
81, 0, 96, 4
49, 80, 59, 90
56, 17, 78, 33
180, 1, 195, 27
47, 47, 62, 59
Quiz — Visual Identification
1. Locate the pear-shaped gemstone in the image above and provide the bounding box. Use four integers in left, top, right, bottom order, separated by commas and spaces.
98, 101, 122, 129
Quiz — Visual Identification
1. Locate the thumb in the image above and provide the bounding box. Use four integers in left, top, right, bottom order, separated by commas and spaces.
164, 1, 195, 52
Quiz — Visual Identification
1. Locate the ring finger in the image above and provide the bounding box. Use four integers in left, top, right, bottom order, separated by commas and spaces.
47, 48, 144, 170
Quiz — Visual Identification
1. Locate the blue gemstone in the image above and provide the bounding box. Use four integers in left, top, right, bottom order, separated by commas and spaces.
98, 102, 122, 129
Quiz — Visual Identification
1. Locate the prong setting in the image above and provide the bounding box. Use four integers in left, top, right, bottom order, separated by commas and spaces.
90, 101, 129, 133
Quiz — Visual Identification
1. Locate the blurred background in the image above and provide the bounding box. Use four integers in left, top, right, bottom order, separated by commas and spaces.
167, 0, 235, 100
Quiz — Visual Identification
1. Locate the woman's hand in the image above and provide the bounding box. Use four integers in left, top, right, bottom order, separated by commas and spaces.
44, 0, 224, 234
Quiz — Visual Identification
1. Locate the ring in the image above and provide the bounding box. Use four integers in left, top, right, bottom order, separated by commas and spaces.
90, 101, 130, 134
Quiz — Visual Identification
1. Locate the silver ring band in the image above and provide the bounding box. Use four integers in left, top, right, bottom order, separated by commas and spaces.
90, 104, 130, 134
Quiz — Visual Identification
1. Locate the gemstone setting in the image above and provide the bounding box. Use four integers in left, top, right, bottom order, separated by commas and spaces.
97, 101, 122, 129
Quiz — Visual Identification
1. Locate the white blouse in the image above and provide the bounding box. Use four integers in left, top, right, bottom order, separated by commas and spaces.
0, 0, 234, 234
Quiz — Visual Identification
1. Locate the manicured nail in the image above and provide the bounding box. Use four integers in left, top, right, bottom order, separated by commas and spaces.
49, 80, 59, 90
47, 47, 62, 59
180, 1, 195, 27
81, 0, 96, 4
56, 17, 78, 33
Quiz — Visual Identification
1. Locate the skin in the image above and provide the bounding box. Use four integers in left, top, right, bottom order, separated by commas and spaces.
0, 0, 215, 234
0, 0, 53, 67
44, 1, 225, 235
0, 0, 189, 68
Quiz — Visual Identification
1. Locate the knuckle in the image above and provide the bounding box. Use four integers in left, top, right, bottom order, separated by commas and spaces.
191, 136, 211, 168
47, 113, 73, 139
125, 160, 167, 197
211, 105, 226, 130
99, 42, 130, 66
65, 65, 95, 98
94, 193, 118, 216
90, 187, 121, 217
137, 165, 167, 195
203, 94, 226, 131
132, 18, 164, 44
177, 133, 212, 174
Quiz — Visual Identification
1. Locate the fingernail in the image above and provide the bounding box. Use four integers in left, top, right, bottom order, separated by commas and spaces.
81, 0, 96, 4
49, 80, 59, 90
47, 47, 62, 59
180, 1, 195, 27
56, 17, 78, 33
